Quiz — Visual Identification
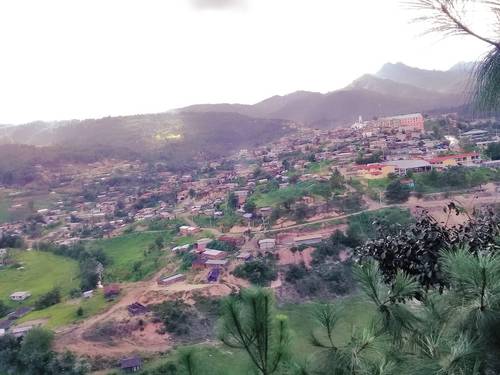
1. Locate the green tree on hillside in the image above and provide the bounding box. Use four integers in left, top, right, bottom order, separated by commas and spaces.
486, 142, 500, 160
385, 180, 410, 203
0, 328, 89, 375
227, 192, 239, 210
219, 288, 290, 375
0, 300, 9, 318
329, 168, 345, 190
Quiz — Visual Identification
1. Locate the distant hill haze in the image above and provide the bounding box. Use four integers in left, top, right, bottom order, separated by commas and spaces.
181, 62, 473, 127
0, 62, 474, 156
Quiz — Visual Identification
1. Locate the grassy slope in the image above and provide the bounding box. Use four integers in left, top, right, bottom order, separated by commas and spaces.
0, 250, 80, 307
252, 181, 317, 208
140, 295, 374, 374
92, 232, 172, 282
17, 290, 110, 329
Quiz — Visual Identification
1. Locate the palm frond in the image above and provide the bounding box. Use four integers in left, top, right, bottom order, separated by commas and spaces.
473, 47, 500, 111
406, 0, 500, 48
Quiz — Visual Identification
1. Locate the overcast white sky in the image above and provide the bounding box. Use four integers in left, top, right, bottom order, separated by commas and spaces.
0, 0, 492, 124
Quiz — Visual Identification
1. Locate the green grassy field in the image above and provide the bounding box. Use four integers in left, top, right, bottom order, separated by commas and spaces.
139, 295, 375, 375
17, 290, 110, 329
306, 160, 332, 174
366, 178, 391, 190
252, 181, 318, 208
173, 230, 215, 246
91, 232, 173, 282
0, 250, 80, 307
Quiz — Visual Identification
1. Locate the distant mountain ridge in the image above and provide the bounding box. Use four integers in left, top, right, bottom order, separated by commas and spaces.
180, 62, 473, 127
0, 61, 474, 158
375, 62, 471, 93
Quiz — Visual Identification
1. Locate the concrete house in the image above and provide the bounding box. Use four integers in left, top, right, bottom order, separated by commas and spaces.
10, 291, 31, 302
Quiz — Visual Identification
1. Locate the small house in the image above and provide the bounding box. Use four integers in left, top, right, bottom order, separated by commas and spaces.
157, 273, 186, 286
258, 239, 276, 250
293, 234, 323, 246
127, 302, 148, 316
179, 225, 200, 236
202, 249, 227, 259
207, 268, 220, 282
172, 244, 190, 252
120, 356, 143, 373
195, 238, 212, 251
82, 290, 94, 299
104, 284, 120, 299
9, 291, 31, 302
205, 259, 229, 268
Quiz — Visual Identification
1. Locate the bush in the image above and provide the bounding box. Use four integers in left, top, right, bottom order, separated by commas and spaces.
206, 240, 237, 252
69, 288, 81, 299
0, 300, 9, 318
233, 256, 278, 286
153, 299, 195, 336
35, 288, 61, 310
385, 180, 410, 203
285, 263, 308, 283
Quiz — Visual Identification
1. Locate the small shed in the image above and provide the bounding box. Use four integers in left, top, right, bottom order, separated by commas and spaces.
202, 249, 227, 260
205, 259, 229, 268
195, 238, 212, 251
207, 268, 221, 282
157, 274, 186, 286
258, 239, 276, 250
104, 284, 120, 299
293, 234, 323, 246
82, 290, 94, 299
120, 356, 142, 373
9, 291, 31, 302
127, 302, 148, 316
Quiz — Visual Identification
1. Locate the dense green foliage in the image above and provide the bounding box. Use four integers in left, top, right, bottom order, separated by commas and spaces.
0, 299, 9, 318
486, 141, 500, 160
34, 288, 61, 310
357, 205, 500, 289
206, 240, 237, 252
153, 299, 196, 336
414, 167, 499, 193
233, 256, 278, 286
385, 179, 410, 203
219, 289, 290, 375
0, 328, 89, 375
0, 233, 24, 249
346, 208, 413, 246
